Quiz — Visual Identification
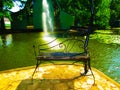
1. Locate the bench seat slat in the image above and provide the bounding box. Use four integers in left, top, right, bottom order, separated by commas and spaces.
37, 52, 90, 60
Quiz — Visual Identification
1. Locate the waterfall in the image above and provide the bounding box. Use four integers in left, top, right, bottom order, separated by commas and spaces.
42, 0, 54, 33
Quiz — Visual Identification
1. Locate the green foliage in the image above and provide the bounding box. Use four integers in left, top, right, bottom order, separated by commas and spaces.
0, 0, 13, 20
110, 0, 120, 26
95, 0, 111, 29
110, 0, 120, 18
57, 0, 112, 29
0, 11, 12, 21
3, 0, 13, 10
0, 12, 4, 18
58, 0, 91, 26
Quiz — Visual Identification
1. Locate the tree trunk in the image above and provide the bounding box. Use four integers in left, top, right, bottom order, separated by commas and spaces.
0, 17, 6, 33
0, 1, 6, 34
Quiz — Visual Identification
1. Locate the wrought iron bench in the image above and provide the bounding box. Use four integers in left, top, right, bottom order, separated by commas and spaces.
32, 28, 95, 83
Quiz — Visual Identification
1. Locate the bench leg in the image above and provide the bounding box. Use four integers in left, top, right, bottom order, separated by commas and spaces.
31, 60, 41, 83
88, 58, 95, 84
84, 58, 95, 85
83, 60, 89, 75
82, 58, 91, 75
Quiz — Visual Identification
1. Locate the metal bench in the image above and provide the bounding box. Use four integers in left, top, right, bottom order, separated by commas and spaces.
32, 28, 95, 84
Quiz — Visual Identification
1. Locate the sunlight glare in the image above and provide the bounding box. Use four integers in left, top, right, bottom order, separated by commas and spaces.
42, 12, 48, 34
42, 0, 54, 33
43, 34, 60, 50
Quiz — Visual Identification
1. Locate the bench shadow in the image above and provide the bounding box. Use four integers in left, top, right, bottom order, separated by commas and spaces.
16, 79, 74, 90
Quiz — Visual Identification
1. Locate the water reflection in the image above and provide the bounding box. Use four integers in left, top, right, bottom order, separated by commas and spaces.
91, 30, 120, 44
0, 34, 12, 47
90, 30, 120, 83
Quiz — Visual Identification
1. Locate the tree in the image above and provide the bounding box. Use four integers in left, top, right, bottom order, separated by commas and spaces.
54, 0, 112, 29
110, 0, 120, 27
0, 0, 13, 33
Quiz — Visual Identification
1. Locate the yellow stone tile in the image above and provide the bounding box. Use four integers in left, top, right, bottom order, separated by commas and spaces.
0, 65, 120, 90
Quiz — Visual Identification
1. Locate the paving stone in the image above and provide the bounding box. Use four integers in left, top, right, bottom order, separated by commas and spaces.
0, 65, 120, 90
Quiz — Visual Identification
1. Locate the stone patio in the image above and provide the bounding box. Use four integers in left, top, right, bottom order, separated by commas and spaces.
0, 64, 120, 90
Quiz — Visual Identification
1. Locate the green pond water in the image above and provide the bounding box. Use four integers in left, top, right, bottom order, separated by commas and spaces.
0, 30, 120, 84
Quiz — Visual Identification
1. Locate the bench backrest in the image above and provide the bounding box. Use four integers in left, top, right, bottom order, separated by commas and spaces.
33, 28, 90, 57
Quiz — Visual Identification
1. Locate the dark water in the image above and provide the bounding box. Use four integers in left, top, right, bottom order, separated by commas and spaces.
0, 32, 120, 83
